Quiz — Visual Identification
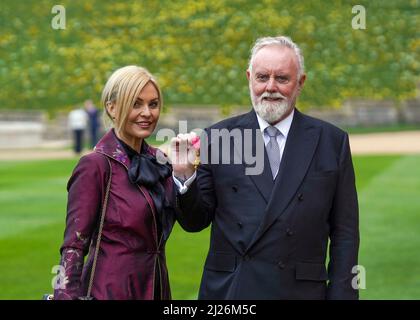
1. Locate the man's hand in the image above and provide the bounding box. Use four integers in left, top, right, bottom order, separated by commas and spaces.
170, 132, 200, 181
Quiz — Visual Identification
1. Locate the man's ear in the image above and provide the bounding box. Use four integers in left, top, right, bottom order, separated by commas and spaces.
298, 74, 306, 92
246, 69, 251, 81
298, 74, 306, 91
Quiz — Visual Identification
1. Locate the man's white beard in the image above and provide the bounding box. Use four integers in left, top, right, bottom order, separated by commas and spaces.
250, 90, 294, 124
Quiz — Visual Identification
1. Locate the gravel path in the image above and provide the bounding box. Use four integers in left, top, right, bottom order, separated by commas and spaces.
348, 131, 420, 155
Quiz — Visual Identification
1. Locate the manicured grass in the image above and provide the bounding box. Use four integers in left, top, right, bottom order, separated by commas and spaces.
344, 124, 420, 135
166, 225, 210, 299
0, 159, 77, 299
0, 154, 419, 299
0, 222, 64, 298
355, 155, 420, 299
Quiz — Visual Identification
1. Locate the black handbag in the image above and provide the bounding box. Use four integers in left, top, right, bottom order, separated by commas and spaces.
43, 157, 112, 300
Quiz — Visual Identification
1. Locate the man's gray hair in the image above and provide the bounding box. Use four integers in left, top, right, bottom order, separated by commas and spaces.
248, 36, 305, 77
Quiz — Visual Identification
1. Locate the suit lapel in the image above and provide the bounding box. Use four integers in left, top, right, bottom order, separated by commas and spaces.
235, 111, 273, 203
245, 109, 321, 252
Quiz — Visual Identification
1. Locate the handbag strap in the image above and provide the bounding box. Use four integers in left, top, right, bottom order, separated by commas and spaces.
86, 156, 112, 298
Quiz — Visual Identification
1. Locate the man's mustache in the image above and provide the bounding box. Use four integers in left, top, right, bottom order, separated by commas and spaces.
259, 92, 287, 100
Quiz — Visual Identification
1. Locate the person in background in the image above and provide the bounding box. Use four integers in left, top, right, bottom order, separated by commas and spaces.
68, 106, 88, 154
55, 65, 176, 300
84, 99, 101, 148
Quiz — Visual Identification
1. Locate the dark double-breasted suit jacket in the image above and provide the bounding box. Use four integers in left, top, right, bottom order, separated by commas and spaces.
176, 108, 359, 300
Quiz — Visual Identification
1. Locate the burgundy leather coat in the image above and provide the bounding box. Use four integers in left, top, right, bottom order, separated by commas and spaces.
54, 130, 175, 300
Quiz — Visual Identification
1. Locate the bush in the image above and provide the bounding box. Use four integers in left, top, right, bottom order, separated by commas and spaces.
0, 0, 418, 114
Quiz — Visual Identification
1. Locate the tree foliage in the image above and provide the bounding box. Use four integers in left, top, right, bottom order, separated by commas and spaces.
0, 0, 419, 113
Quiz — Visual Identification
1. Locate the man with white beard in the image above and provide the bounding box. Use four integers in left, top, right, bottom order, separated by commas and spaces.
171, 36, 360, 300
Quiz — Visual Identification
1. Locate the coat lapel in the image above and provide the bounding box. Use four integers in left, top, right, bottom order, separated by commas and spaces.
245, 109, 321, 252
235, 110, 273, 203
94, 129, 131, 169
94, 129, 159, 169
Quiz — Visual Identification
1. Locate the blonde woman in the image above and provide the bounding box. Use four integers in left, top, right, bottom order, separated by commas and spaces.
54, 66, 175, 300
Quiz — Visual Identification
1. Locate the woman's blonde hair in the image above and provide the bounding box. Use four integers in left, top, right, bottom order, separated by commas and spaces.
101, 65, 162, 134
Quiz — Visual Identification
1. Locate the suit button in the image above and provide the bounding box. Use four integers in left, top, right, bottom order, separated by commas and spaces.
232, 185, 238, 192
286, 228, 294, 236
278, 261, 286, 269
237, 222, 243, 228
243, 254, 251, 261
298, 193, 304, 201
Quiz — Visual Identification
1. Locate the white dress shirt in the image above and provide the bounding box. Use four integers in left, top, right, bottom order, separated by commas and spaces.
256, 109, 294, 177
174, 109, 295, 193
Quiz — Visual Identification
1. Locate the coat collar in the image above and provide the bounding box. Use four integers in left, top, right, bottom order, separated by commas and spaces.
255, 108, 294, 140
93, 129, 157, 169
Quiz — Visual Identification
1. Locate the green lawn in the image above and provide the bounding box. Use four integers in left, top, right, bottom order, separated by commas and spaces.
0, 154, 419, 299
344, 124, 420, 135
